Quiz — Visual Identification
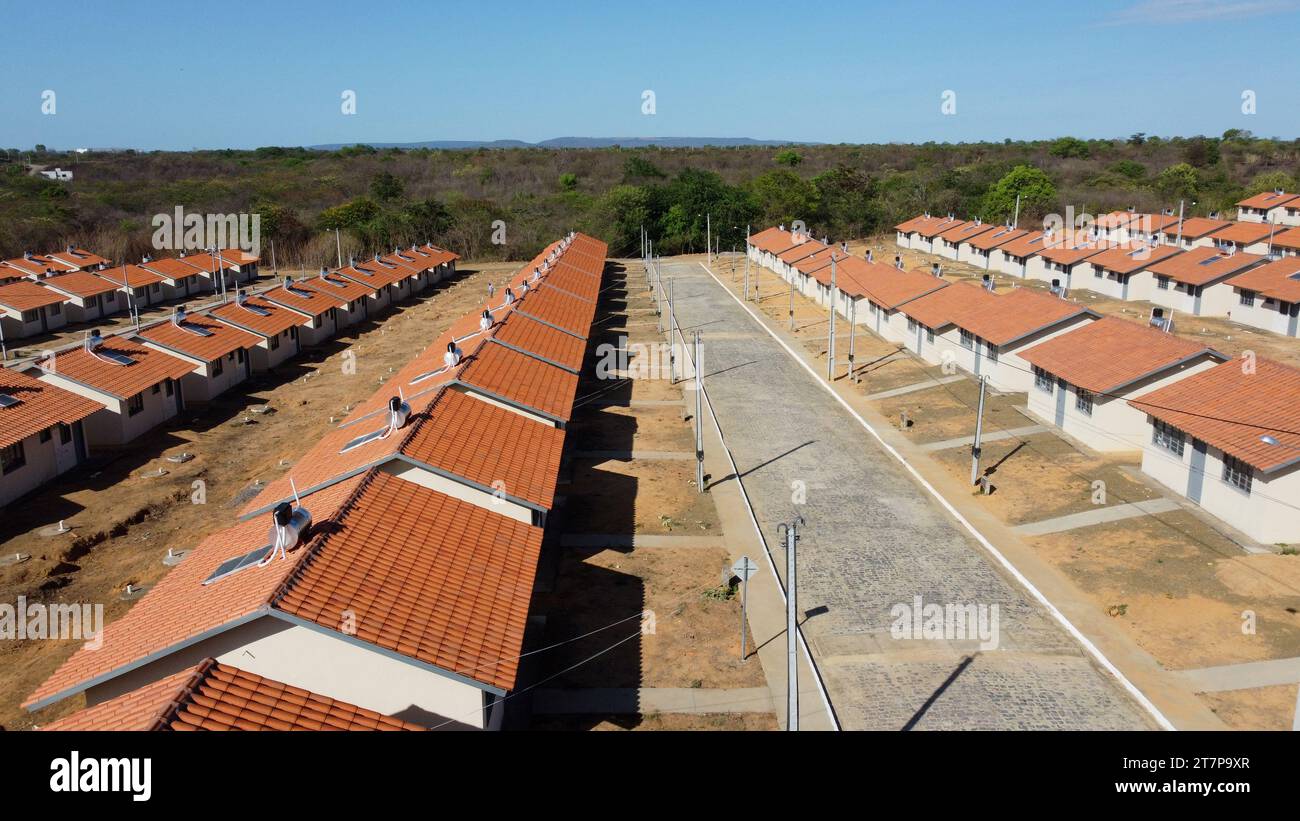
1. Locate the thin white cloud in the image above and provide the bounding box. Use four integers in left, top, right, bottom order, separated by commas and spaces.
1106, 0, 1300, 24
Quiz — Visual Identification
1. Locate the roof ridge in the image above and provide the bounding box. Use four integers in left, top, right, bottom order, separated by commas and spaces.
148, 658, 219, 730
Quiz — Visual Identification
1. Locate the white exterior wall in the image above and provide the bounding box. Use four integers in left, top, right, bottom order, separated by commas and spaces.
0, 425, 83, 508
86, 616, 494, 729
1139, 432, 1300, 545
296, 311, 337, 347
40, 375, 180, 448
1227, 290, 1299, 337
248, 329, 300, 371
1148, 278, 1235, 317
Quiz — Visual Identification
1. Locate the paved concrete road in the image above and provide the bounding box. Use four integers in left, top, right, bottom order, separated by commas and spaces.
659, 260, 1153, 730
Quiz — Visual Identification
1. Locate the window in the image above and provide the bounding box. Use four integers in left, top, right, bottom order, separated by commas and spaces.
213, 356, 224, 376
269, 334, 280, 351
21, 310, 38, 323
237, 349, 245, 364
1, 442, 25, 474
1156, 276, 1170, 290
58, 423, 71, 445
165, 379, 173, 397
1033, 366, 1053, 394
127, 392, 144, 416
39, 427, 52, 443
1152, 419, 1185, 457
1222, 454, 1253, 494
960, 329, 974, 349
907, 318, 917, 332
985, 341, 998, 363
151, 284, 161, 294
926, 327, 935, 344
49, 302, 61, 315
1093, 267, 1103, 278
1075, 387, 1093, 415
106, 291, 116, 303
1240, 289, 1256, 307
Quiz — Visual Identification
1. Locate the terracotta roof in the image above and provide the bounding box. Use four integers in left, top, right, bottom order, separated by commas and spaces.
900, 281, 999, 329
0, 366, 100, 449
38, 335, 193, 400
1096, 211, 1143, 230
748, 226, 792, 253
241, 385, 565, 517
23, 476, 368, 712
914, 216, 963, 238
1129, 358, 1300, 473
339, 257, 410, 290
855, 267, 950, 309
1131, 213, 1181, 233
42, 660, 425, 731
301, 271, 373, 303
262, 279, 347, 318
995, 230, 1052, 259
966, 226, 1028, 251
938, 221, 999, 244
1272, 227, 1300, 252
138, 312, 261, 364
1211, 221, 1274, 245
2, 254, 76, 277
955, 287, 1095, 346
1162, 217, 1230, 240
1145, 246, 1265, 286
1236, 191, 1300, 210
1084, 242, 1184, 275
39, 271, 120, 299
895, 215, 943, 233
776, 239, 828, 264
1036, 235, 1114, 266
96, 264, 165, 289
177, 251, 240, 273
210, 294, 305, 338
0, 280, 69, 312
457, 340, 579, 423
45, 248, 112, 270
492, 310, 587, 372
515, 283, 596, 338
537, 262, 600, 302
1019, 316, 1224, 394
273, 471, 543, 692
1224, 257, 1300, 302
139, 257, 207, 283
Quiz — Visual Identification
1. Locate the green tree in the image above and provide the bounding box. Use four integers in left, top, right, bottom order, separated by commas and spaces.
1155, 163, 1199, 199
1048, 137, 1090, 159
749, 169, 820, 228
370, 171, 404, 202
980, 165, 1056, 222
590, 184, 651, 255
1182, 136, 1220, 168
1245, 170, 1295, 195
623, 155, 665, 180
559, 172, 578, 191
774, 149, 803, 167
1108, 160, 1146, 180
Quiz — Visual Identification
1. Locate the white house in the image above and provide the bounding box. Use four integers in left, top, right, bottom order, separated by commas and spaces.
209, 292, 303, 371
1236, 191, 1300, 225
1271, 227, 1300, 258
935, 220, 997, 261
35, 271, 123, 324
1019, 316, 1225, 452
1025, 233, 1110, 286
962, 226, 1027, 270
1074, 242, 1184, 302
302, 269, 372, 327
0, 367, 99, 508
137, 309, 260, 403
1130, 357, 1300, 545
1146, 246, 1265, 317
991, 230, 1050, 279
1209, 221, 1276, 255
0, 280, 70, 339
33, 333, 193, 448
1221, 257, 1300, 337
1157, 216, 1231, 250
262, 277, 345, 347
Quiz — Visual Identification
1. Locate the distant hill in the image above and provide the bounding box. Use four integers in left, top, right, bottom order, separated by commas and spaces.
308, 136, 816, 150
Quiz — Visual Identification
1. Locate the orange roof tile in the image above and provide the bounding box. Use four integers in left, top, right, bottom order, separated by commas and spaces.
209, 293, 305, 338
0, 366, 100, 449
995, 230, 1052, 259
301, 271, 373, 303
1145, 246, 1264, 286
1084, 242, 1184, 275
45, 247, 112, 270
138, 312, 261, 364
262, 278, 347, 317
966, 226, 1028, 251
536, 262, 600, 302
96, 264, 165, 289
938, 221, 999, 243
1036, 235, 1115, 266
899, 281, 998, 329
2, 254, 77, 277
913, 216, 964, 238
139, 257, 207, 283
44, 660, 425, 731
1129, 358, 1300, 473
1236, 191, 1299, 210
854, 266, 950, 309
38, 335, 193, 400
1163, 216, 1230, 240
39, 271, 120, 299
748, 227, 792, 253
775, 239, 828, 264
0, 280, 69, 312
1019, 316, 1224, 394
456, 340, 579, 423
955, 287, 1095, 346
493, 310, 587, 372
1272, 227, 1300, 252
1224, 257, 1300, 302
515, 284, 595, 338
1211, 221, 1274, 245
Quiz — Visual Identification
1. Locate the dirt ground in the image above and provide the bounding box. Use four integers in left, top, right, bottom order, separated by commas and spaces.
0, 260, 520, 730
724, 246, 1300, 730
527, 258, 773, 730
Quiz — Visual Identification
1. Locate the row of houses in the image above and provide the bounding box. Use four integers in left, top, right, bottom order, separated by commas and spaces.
746, 224, 1300, 546
0, 244, 460, 508
894, 198, 1300, 337
29, 231, 609, 731
0, 248, 259, 341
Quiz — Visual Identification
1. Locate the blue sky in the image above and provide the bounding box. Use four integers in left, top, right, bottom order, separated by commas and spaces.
3, 0, 1298, 150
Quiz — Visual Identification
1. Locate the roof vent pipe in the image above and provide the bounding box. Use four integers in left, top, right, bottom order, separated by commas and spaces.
260, 498, 312, 567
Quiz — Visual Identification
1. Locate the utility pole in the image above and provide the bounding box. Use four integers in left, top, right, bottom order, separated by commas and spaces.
335, 228, 343, 270
778, 516, 803, 731
788, 276, 795, 331
1012, 193, 1021, 230
694, 331, 703, 492
848, 298, 857, 382
270, 238, 278, 277
706, 212, 711, 264
971, 375, 987, 486
1174, 199, 1185, 247
668, 277, 676, 383
827, 255, 837, 379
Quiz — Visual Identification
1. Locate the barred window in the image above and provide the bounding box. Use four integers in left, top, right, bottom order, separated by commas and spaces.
1152, 419, 1185, 457
1240, 289, 1256, 307
986, 341, 998, 363
1033, 366, 1053, 393
1156, 276, 1170, 290
1075, 387, 1093, 415
926, 327, 935, 344
960, 329, 974, 349
907, 317, 917, 332
1222, 454, 1253, 494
